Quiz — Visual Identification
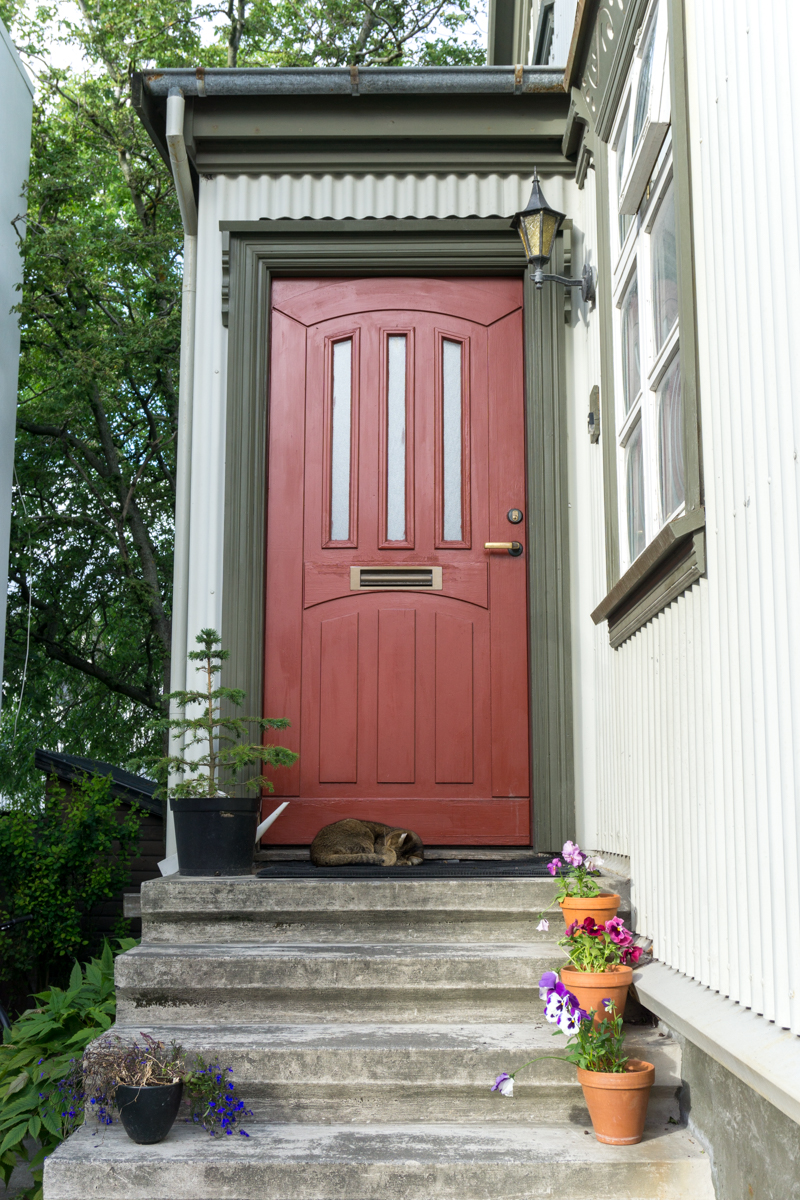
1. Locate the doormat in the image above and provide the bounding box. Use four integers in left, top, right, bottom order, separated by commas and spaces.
256, 857, 558, 880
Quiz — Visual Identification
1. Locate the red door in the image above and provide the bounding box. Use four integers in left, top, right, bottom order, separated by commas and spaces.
264, 278, 530, 845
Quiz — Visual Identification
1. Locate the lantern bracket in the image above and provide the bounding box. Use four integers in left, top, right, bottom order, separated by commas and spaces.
531, 262, 596, 310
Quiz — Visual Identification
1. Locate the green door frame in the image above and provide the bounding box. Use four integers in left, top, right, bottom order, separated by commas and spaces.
219, 217, 574, 849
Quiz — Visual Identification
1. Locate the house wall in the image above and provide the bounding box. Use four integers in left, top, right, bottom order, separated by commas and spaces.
565, 0, 800, 1037
0, 22, 33, 708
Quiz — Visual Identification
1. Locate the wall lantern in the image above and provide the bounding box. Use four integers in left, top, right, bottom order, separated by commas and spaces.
512, 170, 596, 309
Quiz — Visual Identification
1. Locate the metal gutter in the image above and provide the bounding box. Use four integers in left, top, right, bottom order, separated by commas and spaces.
164, 90, 198, 858
139, 65, 567, 97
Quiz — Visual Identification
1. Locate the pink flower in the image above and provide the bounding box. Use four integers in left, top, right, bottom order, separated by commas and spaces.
536, 919, 549, 932
605, 917, 633, 946
547, 858, 562, 876
564, 921, 578, 936
561, 841, 584, 868
623, 945, 643, 965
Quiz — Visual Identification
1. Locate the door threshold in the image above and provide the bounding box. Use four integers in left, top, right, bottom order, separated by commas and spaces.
256, 845, 538, 863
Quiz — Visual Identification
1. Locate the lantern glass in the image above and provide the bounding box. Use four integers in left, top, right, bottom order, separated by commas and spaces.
512, 172, 566, 270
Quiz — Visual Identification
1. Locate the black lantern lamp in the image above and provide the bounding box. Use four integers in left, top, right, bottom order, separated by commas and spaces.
512, 170, 596, 309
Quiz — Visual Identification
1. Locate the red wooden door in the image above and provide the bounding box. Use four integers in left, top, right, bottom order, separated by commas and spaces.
264, 278, 530, 844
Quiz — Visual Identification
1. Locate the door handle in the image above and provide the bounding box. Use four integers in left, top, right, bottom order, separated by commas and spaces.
485, 542, 523, 557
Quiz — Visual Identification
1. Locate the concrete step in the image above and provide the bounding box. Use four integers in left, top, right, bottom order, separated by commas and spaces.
113, 1021, 681, 1125
44, 1120, 714, 1200
140, 876, 630, 944
115, 941, 567, 1024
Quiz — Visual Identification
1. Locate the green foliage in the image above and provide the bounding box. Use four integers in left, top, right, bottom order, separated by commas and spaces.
137, 629, 298, 797
560, 1008, 629, 1074
0, 772, 141, 1000
0, 939, 136, 1200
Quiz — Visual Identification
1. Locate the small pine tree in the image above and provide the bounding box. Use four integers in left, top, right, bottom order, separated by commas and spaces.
142, 629, 297, 797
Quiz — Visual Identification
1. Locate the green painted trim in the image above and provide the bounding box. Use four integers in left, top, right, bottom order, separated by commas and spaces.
525, 237, 575, 850
667, 0, 704, 515
607, 530, 705, 648
221, 218, 574, 846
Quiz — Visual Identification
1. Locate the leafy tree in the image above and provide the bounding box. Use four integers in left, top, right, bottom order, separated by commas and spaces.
1, 0, 484, 795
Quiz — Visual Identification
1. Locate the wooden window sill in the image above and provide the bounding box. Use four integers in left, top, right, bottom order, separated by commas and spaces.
591, 508, 706, 648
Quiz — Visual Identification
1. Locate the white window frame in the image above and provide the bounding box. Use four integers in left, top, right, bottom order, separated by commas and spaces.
610, 19, 683, 574
617, 0, 671, 216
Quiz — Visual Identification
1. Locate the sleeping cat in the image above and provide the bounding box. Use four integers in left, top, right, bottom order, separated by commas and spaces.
310, 819, 424, 867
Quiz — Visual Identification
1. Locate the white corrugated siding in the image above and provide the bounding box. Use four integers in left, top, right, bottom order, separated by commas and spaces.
571, 0, 800, 1034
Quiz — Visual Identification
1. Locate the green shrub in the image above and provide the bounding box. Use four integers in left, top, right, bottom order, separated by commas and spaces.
0, 770, 141, 1003
0, 939, 136, 1200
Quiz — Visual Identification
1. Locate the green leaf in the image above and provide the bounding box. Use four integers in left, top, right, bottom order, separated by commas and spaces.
5, 1072, 29, 1096
0, 1122, 30, 1157
27, 1115, 41, 1140
68, 962, 83, 992
39, 1109, 61, 1139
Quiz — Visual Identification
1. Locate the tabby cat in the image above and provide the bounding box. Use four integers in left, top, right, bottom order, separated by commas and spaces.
310, 819, 424, 867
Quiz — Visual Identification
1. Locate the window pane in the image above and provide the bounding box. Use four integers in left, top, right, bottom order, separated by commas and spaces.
386, 336, 407, 541
658, 355, 685, 518
442, 340, 463, 541
330, 339, 352, 541
651, 183, 678, 351
633, 15, 657, 149
626, 423, 646, 562
615, 109, 634, 245
621, 275, 640, 413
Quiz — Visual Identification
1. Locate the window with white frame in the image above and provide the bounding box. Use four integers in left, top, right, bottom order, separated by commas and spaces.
610, 0, 682, 571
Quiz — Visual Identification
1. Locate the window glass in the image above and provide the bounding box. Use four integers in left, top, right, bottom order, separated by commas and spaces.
330, 339, 352, 541
442, 340, 463, 542
621, 275, 641, 413
626, 424, 646, 562
386, 336, 407, 541
633, 16, 657, 148
651, 183, 679, 351
658, 355, 684, 517
616, 109, 634, 246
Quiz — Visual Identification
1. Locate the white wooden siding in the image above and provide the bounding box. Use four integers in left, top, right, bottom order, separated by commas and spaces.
569, 0, 800, 1035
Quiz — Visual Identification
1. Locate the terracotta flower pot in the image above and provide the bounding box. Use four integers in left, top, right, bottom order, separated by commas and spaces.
559, 892, 620, 928
560, 963, 633, 1025
577, 1058, 655, 1144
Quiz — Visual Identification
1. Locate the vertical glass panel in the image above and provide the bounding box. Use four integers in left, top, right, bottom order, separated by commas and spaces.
651, 183, 678, 351
626, 423, 646, 562
615, 108, 634, 246
442, 339, 463, 542
621, 274, 641, 413
330, 339, 352, 541
658, 355, 685, 518
386, 336, 407, 541
633, 14, 657, 148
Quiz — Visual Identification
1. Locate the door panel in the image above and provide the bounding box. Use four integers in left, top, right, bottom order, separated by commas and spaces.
264, 278, 530, 844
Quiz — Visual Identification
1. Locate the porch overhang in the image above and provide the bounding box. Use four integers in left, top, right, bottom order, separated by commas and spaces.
132, 66, 574, 183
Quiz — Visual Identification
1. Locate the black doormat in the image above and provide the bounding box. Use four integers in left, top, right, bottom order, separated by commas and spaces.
256, 857, 558, 880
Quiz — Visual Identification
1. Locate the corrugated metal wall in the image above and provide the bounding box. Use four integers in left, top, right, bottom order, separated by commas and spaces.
573, 0, 800, 1034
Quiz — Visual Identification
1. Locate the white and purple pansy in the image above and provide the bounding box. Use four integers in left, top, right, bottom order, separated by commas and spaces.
491, 1072, 514, 1097
538, 971, 558, 999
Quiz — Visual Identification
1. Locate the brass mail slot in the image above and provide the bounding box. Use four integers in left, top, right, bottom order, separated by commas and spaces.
350, 566, 443, 591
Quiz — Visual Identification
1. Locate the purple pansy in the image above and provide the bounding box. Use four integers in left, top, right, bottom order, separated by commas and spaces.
605, 917, 633, 946
538, 970, 558, 999
547, 857, 562, 876
492, 1072, 514, 1097
561, 840, 584, 868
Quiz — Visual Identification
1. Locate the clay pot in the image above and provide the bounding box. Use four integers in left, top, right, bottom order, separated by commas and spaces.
560, 963, 633, 1025
577, 1058, 655, 1144
559, 892, 620, 928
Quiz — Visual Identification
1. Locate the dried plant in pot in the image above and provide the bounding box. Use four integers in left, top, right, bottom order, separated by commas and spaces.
84, 1034, 185, 1144
491, 978, 655, 1145
136, 629, 298, 876
558, 917, 643, 1026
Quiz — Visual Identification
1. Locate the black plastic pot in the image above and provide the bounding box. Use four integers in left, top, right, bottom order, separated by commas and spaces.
115, 1081, 183, 1144
170, 795, 261, 876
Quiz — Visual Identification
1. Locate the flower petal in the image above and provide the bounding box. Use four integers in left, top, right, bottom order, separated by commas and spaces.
536, 918, 549, 932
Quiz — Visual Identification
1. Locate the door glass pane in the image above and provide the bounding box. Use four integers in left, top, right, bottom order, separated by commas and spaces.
633, 14, 657, 149
442, 339, 463, 542
386, 336, 407, 541
658, 355, 684, 518
330, 339, 352, 541
651, 183, 678, 352
621, 274, 640, 413
626, 423, 646, 562
615, 108, 634, 246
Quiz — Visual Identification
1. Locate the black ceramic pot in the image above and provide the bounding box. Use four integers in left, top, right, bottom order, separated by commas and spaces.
115, 1081, 183, 1144
170, 795, 260, 876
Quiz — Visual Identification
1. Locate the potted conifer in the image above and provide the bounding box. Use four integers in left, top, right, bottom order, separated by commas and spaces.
146, 628, 297, 875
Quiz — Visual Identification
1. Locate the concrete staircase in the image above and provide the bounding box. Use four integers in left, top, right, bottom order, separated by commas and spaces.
45, 874, 715, 1199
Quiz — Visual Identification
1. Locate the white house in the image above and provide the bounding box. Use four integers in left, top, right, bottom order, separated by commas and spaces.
44, 1, 800, 1197
0, 21, 33, 709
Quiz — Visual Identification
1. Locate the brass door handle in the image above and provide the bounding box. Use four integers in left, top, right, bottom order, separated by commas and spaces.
484, 542, 523, 557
